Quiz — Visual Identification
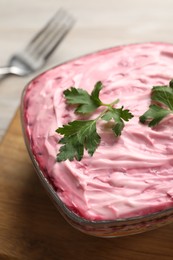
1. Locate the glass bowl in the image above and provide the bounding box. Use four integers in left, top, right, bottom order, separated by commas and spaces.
20, 42, 173, 237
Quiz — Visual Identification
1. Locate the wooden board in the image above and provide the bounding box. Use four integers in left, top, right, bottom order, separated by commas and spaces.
1, 110, 173, 260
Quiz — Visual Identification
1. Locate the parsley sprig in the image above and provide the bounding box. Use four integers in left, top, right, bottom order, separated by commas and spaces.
140, 80, 173, 127
56, 81, 133, 162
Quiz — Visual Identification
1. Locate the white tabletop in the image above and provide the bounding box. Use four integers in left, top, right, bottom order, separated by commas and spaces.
1, 0, 173, 141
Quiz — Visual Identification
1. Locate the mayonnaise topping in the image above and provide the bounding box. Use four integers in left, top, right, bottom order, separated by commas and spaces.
24, 42, 173, 220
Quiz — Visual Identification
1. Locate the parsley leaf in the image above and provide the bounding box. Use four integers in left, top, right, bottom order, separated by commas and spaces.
56, 81, 134, 161
140, 80, 173, 127
56, 120, 101, 161
90, 81, 103, 106
140, 104, 171, 127
64, 81, 103, 114
57, 135, 84, 162
152, 86, 173, 110
102, 107, 133, 136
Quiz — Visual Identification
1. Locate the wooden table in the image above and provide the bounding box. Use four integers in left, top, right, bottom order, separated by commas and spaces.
1, 1, 173, 259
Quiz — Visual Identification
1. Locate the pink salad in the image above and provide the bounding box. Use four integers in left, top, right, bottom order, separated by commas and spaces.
24, 42, 173, 221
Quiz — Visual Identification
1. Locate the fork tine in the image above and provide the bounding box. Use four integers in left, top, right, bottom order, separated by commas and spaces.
25, 11, 59, 50
26, 9, 74, 55
44, 20, 75, 60
36, 15, 75, 60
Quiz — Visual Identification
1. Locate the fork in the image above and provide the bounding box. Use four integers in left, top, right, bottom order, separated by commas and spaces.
0, 9, 75, 78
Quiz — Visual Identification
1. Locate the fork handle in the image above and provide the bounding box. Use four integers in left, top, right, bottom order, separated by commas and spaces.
0, 66, 23, 79
0, 66, 13, 79
0, 66, 27, 79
